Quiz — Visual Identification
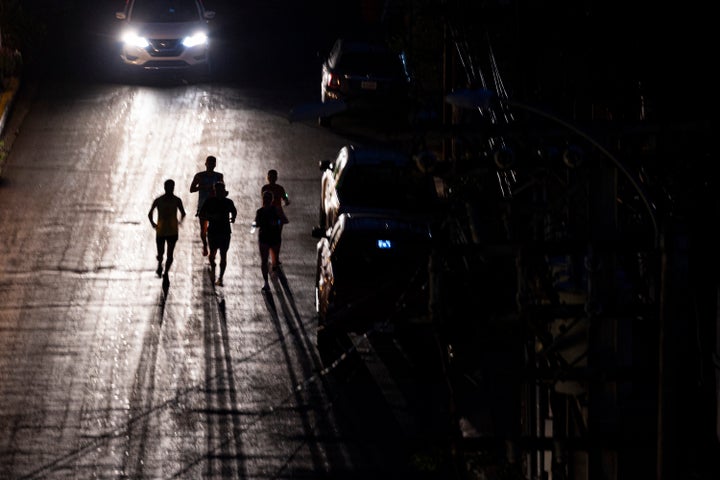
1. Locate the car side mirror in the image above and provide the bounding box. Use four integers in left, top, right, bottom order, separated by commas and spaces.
311, 226, 326, 239
319, 159, 332, 171
115, 12, 126, 20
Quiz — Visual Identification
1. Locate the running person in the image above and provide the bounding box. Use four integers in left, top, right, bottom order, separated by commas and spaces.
148, 179, 186, 277
255, 190, 282, 291
199, 181, 237, 286
189, 155, 224, 256
260, 169, 289, 267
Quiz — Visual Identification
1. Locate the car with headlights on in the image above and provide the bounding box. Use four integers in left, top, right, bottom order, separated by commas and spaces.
312, 213, 433, 349
319, 38, 412, 127
317, 144, 438, 232
115, 0, 215, 73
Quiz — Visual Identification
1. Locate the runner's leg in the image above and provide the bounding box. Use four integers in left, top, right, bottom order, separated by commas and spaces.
199, 217, 208, 256
270, 243, 281, 270
164, 235, 178, 275
274, 238, 282, 267
218, 248, 228, 283
259, 242, 270, 287
155, 236, 165, 275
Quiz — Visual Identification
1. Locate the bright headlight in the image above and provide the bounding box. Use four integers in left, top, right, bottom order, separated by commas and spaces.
182, 32, 208, 48
121, 31, 149, 48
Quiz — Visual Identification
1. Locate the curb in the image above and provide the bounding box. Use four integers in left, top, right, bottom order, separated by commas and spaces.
0, 77, 20, 131
0, 76, 22, 176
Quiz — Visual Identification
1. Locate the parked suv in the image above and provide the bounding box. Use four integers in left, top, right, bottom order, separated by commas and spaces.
115, 0, 215, 73
313, 212, 433, 340
317, 144, 438, 232
319, 38, 412, 127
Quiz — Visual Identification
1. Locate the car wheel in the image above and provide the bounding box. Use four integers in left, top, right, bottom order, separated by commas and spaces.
318, 115, 332, 128
318, 201, 327, 231
317, 182, 327, 230
315, 257, 324, 316
315, 259, 352, 373
316, 324, 359, 377
315, 324, 336, 368
201, 61, 212, 82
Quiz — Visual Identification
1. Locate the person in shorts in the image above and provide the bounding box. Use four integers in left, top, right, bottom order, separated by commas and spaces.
260, 169, 289, 267
148, 179, 186, 278
199, 181, 237, 286
189, 155, 224, 257
254, 190, 282, 291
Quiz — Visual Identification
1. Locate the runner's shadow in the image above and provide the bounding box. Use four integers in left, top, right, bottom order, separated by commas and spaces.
157, 276, 170, 325
201, 262, 245, 476
273, 266, 294, 301
162, 275, 170, 297
270, 266, 307, 336
269, 267, 325, 369
262, 287, 276, 313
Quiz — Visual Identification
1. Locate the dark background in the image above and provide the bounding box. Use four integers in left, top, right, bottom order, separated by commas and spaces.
10, 0, 715, 127
4, 1, 718, 478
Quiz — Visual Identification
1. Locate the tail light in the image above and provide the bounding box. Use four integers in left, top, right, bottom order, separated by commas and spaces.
327, 73, 342, 89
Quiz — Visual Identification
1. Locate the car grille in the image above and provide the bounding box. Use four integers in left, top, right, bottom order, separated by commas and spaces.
143, 60, 190, 69
148, 39, 184, 57
349, 78, 393, 93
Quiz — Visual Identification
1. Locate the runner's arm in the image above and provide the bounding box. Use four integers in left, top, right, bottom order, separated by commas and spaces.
148, 200, 158, 228
282, 187, 290, 206
178, 198, 187, 221
189, 174, 200, 193
230, 201, 237, 223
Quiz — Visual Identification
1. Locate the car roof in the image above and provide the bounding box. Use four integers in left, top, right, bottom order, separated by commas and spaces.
335, 38, 392, 53
126, 0, 205, 22
341, 144, 412, 168
331, 213, 432, 238
330, 145, 438, 215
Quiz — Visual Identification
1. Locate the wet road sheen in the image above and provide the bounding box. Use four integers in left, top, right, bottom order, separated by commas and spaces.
0, 2, 457, 479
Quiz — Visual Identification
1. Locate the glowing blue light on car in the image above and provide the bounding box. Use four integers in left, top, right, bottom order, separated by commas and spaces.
182, 32, 208, 48
377, 239, 392, 249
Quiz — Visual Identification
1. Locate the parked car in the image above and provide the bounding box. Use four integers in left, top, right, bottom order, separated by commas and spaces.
115, 0, 215, 73
317, 144, 438, 232
312, 212, 433, 342
319, 38, 412, 127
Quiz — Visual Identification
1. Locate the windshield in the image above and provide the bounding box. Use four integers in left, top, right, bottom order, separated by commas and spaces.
332, 233, 430, 285
336, 51, 405, 77
337, 165, 436, 212
130, 0, 201, 23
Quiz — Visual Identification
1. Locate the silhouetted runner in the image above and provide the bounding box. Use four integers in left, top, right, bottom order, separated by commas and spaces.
254, 190, 282, 291
148, 179, 186, 278
199, 181, 237, 286
189, 155, 224, 257
260, 169, 289, 266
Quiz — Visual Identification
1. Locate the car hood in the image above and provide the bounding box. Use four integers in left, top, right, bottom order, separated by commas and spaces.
339, 205, 435, 223
127, 21, 206, 38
